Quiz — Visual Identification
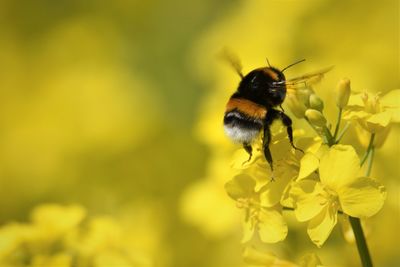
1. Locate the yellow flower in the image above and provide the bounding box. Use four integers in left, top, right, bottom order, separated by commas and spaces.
290, 145, 386, 247
225, 174, 288, 243
232, 128, 308, 210
31, 204, 86, 240
343, 89, 400, 133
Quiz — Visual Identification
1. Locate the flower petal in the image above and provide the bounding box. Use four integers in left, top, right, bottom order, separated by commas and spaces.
343, 109, 370, 121
298, 153, 319, 180
259, 164, 296, 207
307, 205, 338, 247
225, 174, 256, 200
242, 246, 277, 266
338, 177, 386, 218
319, 145, 360, 190
380, 89, 400, 122
290, 180, 326, 222
258, 208, 288, 243
364, 111, 392, 133
231, 148, 260, 170
242, 215, 255, 243
298, 253, 323, 267
347, 93, 365, 107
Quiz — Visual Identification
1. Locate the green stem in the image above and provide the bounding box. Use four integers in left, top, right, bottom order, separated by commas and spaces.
333, 107, 343, 140
322, 125, 335, 146
349, 216, 373, 267
305, 118, 321, 136
349, 133, 375, 267
305, 118, 335, 145
335, 122, 350, 144
360, 134, 375, 166
366, 146, 375, 176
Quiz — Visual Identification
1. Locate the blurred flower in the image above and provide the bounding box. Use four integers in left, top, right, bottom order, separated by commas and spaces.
343, 89, 400, 133
354, 123, 391, 149
31, 204, 86, 241
225, 174, 288, 243
243, 246, 325, 267
0, 204, 162, 267
290, 145, 386, 247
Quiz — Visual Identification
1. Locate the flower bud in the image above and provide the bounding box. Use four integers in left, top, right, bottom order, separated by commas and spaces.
305, 109, 327, 127
309, 94, 324, 112
336, 78, 351, 108
296, 88, 313, 107
286, 94, 307, 118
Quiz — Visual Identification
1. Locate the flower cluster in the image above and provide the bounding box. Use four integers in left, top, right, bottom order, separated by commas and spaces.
223, 77, 396, 265
0, 204, 158, 267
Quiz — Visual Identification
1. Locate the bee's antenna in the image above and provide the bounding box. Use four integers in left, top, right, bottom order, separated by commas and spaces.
281, 59, 306, 73
266, 58, 272, 67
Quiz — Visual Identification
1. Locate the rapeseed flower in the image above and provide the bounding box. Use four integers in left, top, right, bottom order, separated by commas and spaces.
344, 89, 400, 133
290, 145, 386, 247
225, 174, 288, 243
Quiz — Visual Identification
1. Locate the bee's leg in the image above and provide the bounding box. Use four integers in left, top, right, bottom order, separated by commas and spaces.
277, 111, 304, 153
242, 143, 253, 163
262, 125, 273, 172
263, 111, 277, 173
279, 104, 285, 112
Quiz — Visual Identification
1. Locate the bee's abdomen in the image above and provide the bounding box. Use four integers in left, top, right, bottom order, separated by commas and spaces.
225, 97, 267, 119
223, 98, 266, 143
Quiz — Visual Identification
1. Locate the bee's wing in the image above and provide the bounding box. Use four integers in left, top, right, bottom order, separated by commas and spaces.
219, 48, 244, 78
285, 66, 333, 86
273, 66, 334, 89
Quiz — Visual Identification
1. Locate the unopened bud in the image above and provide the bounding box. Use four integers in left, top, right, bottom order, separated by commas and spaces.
309, 94, 324, 112
286, 94, 307, 118
336, 78, 351, 108
296, 88, 313, 107
305, 109, 327, 127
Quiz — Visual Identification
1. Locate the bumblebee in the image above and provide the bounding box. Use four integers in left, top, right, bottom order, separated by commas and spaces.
223, 54, 331, 171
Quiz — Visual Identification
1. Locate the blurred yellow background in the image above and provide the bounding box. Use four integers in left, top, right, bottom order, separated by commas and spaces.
0, 0, 398, 266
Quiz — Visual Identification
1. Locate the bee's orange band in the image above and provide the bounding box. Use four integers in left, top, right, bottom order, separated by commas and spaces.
262, 68, 279, 81
225, 98, 267, 119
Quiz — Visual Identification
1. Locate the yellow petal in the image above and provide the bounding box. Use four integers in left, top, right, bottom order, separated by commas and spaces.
290, 180, 326, 222
307, 205, 338, 247
225, 174, 256, 200
338, 177, 386, 218
231, 148, 260, 170
298, 153, 319, 180
299, 253, 323, 267
347, 93, 365, 107
31, 204, 86, 236
343, 109, 370, 121
258, 208, 288, 243
319, 145, 360, 190
242, 246, 277, 265
354, 123, 391, 148
259, 164, 296, 207
246, 159, 273, 191
295, 137, 322, 154
364, 111, 392, 132
380, 89, 400, 122
242, 215, 255, 243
